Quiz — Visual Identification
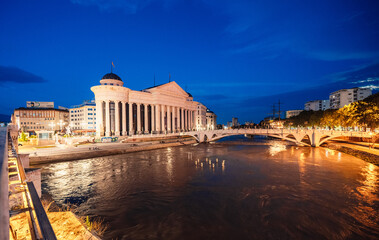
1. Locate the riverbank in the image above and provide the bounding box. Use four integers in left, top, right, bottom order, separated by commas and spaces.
27, 138, 197, 165
322, 141, 379, 166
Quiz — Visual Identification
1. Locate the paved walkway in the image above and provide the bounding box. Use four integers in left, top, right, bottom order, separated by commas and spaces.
19, 138, 188, 157
329, 140, 379, 156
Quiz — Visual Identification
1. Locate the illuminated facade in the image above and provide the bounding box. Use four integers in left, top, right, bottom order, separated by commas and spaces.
206, 109, 217, 130
195, 103, 207, 130
329, 88, 372, 109
304, 100, 330, 111
69, 100, 97, 134
91, 73, 198, 137
12, 107, 69, 133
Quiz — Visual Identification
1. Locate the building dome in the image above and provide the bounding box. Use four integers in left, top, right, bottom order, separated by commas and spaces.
101, 73, 122, 81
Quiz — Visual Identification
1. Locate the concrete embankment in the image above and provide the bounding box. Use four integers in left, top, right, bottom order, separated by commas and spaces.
30, 139, 197, 165
322, 142, 379, 166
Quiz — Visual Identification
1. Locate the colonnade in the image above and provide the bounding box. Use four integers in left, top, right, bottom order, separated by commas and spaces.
96, 100, 194, 137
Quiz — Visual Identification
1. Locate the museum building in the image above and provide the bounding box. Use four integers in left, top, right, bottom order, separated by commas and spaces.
91, 73, 198, 137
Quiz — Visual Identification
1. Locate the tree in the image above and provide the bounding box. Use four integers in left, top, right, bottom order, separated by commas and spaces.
19, 131, 28, 142
337, 101, 379, 129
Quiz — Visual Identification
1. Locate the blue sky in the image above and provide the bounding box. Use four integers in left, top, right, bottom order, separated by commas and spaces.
1, 0, 378, 123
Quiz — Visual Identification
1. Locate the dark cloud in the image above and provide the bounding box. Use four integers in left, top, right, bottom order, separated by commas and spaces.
0, 66, 45, 84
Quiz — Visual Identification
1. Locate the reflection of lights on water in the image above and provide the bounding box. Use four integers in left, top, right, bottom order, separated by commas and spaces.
269, 143, 286, 156
299, 153, 305, 162
338, 152, 341, 161
325, 150, 328, 157
356, 164, 378, 204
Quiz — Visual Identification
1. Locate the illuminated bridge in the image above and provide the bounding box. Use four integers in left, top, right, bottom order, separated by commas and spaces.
179, 129, 374, 147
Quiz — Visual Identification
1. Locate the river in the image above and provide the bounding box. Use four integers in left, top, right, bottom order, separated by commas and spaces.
37, 137, 379, 239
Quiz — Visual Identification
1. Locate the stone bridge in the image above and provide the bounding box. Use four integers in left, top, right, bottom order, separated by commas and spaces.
179, 129, 374, 147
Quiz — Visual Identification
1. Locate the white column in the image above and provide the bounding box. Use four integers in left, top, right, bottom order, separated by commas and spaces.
167, 105, 171, 133
129, 103, 134, 135
151, 104, 155, 133
137, 103, 141, 134
115, 101, 120, 136
144, 104, 148, 133
105, 100, 110, 137
156, 105, 160, 133
176, 107, 180, 132
190, 110, 193, 131
161, 105, 165, 132
172, 106, 176, 132
184, 109, 188, 132
95, 100, 103, 137
180, 108, 185, 131
122, 102, 127, 136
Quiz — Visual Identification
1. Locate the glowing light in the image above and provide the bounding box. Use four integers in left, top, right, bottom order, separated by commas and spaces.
269, 142, 286, 156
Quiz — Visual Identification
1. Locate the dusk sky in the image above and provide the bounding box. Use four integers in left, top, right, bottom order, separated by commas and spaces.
1, 0, 379, 124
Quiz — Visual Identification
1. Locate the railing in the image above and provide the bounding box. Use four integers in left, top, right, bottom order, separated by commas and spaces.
0, 128, 9, 240
7, 128, 57, 240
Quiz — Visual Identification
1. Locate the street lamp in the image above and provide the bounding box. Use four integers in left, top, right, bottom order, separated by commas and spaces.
58, 120, 64, 131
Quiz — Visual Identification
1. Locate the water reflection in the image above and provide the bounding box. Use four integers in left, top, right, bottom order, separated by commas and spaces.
38, 139, 379, 240
268, 142, 286, 156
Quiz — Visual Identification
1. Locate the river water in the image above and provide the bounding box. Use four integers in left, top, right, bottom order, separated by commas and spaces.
38, 137, 379, 239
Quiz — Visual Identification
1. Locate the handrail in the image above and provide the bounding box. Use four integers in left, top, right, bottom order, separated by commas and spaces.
0, 127, 9, 240
7, 130, 57, 240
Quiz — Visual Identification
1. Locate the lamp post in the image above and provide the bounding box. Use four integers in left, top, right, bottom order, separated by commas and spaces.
58, 120, 64, 131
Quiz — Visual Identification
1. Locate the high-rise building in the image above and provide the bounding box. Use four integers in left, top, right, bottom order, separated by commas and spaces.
304, 100, 330, 111
329, 88, 372, 109
232, 117, 239, 127
69, 100, 97, 135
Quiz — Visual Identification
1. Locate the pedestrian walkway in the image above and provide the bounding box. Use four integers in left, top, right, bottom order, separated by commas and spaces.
329, 140, 379, 156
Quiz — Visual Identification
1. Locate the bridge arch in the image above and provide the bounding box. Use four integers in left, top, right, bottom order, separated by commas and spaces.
181, 129, 372, 147
206, 132, 310, 146
318, 135, 344, 146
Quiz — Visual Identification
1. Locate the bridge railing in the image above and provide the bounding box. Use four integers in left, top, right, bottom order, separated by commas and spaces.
7, 127, 57, 240
0, 128, 9, 240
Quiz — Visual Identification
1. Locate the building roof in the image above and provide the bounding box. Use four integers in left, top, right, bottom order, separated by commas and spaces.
15, 107, 69, 112
101, 73, 122, 81
143, 81, 193, 97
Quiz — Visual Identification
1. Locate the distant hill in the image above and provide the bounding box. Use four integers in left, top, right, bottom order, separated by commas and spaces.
364, 92, 379, 105
0, 114, 11, 123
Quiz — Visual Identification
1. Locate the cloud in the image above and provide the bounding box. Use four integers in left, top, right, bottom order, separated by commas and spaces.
304, 50, 379, 62
0, 66, 45, 84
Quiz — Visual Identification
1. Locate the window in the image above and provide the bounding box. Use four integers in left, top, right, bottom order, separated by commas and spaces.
88, 122, 93, 124
88, 113, 93, 115
88, 117, 93, 120
88, 108, 93, 111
